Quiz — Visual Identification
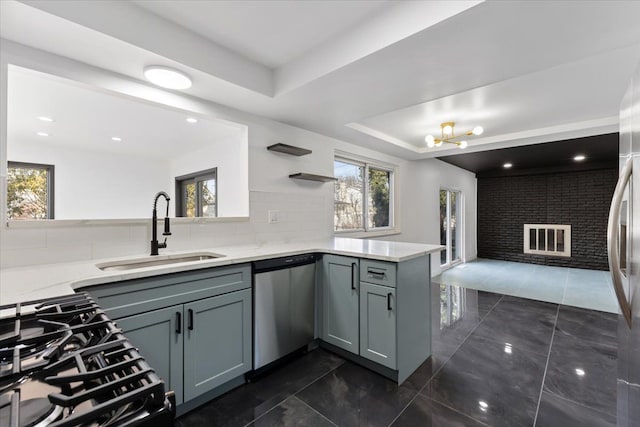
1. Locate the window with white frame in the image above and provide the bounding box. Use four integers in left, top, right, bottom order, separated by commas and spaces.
440, 189, 462, 266
334, 156, 394, 232
523, 224, 571, 257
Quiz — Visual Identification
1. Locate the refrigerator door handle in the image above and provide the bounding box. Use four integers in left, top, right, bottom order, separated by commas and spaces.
607, 157, 633, 328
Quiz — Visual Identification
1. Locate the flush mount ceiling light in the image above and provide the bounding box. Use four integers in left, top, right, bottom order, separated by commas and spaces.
143, 66, 192, 90
425, 122, 483, 149
503, 162, 513, 169
185, 117, 198, 124
37, 116, 54, 122
573, 154, 586, 161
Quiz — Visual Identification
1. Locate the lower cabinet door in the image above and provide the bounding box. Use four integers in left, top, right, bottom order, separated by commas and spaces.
117, 305, 184, 404
183, 289, 252, 401
359, 282, 396, 369
322, 255, 359, 354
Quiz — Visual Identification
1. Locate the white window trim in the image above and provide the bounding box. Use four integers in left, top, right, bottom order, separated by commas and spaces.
334, 151, 399, 236
523, 224, 571, 257
440, 187, 465, 269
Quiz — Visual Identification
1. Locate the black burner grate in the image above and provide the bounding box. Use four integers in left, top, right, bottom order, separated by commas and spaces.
0, 293, 173, 427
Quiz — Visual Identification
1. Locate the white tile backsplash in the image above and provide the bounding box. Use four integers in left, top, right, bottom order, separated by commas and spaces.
0, 191, 333, 269
1, 244, 94, 268
46, 225, 133, 246
91, 241, 149, 260
0, 228, 46, 250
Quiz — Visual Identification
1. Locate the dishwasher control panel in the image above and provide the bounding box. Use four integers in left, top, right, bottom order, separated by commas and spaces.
253, 253, 318, 273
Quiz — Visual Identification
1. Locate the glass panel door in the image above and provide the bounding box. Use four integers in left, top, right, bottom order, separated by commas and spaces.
440, 189, 462, 268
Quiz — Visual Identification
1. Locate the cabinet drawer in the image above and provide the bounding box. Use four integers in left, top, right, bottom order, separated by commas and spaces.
360, 260, 396, 288
87, 264, 251, 319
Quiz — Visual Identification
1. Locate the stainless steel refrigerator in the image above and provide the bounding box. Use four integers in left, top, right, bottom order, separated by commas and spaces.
609, 58, 640, 426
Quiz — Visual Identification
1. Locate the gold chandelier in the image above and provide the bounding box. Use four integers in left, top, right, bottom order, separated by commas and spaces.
425, 122, 483, 149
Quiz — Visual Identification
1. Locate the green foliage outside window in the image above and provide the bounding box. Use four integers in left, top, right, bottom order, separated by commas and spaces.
369, 168, 390, 228
7, 163, 52, 220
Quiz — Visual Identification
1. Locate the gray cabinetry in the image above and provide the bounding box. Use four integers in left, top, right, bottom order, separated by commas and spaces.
88, 264, 252, 407
359, 282, 396, 369
321, 254, 359, 353
359, 260, 397, 369
117, 305, 184, 403
183, 289, 251, 401
320, 254, 431, 384
360, 259, 397, 288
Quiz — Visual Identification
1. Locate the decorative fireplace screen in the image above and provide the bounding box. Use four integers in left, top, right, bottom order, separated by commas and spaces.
523, 224, 571, 257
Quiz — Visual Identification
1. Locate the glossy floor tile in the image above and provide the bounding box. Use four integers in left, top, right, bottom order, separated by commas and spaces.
435, 259, 617, 313
423, 334, 547, 426
544, 322, 617, 416
535, 391, 616, 427
176, 284, 618, 427
248, 397, 335, 427
176, 349, 345, 427
296, 361, 419, 427
391, 394, 488, 427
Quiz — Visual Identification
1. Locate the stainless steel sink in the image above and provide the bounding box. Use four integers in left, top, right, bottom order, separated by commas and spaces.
97, 253, 224, 271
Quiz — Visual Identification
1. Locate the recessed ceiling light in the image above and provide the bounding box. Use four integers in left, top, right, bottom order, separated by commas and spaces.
186, 117, 198, 124
503, 162, 513, 168
36, 132, 49, 137
573, 154, 586, 161
37, 116, 54, 122
143, 66, 192, 90
111, 137, 122, 142
575, 368, 585, 376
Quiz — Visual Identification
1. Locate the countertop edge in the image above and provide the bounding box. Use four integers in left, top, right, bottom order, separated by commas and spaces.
1, 239, 444, 305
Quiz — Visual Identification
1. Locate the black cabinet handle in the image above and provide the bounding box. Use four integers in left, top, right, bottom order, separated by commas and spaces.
175, 312, 182, 334
387, 293, 393, 311
351, 263, 357, 290
188, 309, 194, 331
368, 269, 386, 279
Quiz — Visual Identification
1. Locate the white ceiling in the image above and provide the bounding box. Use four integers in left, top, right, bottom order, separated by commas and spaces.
7, 66, 243, 159
2, 0, 640, 160
132, 0, 392, 68
352, 45, 638, 152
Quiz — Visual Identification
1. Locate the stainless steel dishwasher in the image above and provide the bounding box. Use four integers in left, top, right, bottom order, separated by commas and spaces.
253, 254, 317, 370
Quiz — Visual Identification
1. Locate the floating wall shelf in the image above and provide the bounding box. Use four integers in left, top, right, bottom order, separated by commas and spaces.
289, 173, 337, 182
267, 143, 312, 156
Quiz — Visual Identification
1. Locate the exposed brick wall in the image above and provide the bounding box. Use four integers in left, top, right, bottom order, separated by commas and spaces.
477, 168, 618, 270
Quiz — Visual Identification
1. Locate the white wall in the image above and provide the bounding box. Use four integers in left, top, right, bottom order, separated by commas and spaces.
9, 139, 170, 219
0, 40, 476, 280
382, 158, 477, 277
168, 132, 248, 217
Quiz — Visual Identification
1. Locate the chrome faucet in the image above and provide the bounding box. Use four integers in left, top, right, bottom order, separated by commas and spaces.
151, 191, 171, 256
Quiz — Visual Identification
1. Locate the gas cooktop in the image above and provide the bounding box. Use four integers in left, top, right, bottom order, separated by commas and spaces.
0, 293, 175, 427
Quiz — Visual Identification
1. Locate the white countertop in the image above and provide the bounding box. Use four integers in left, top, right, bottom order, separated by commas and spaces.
0, 238, 443, 305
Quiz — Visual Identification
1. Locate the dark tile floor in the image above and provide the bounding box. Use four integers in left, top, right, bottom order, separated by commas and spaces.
176, 284, 618, 427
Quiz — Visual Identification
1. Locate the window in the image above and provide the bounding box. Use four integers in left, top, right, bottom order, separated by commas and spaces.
523, 224, 571, 257
175, 168, 217, 217
334, 157, 394, 232
440, 189, 462, 267
7, 161, 54, 220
